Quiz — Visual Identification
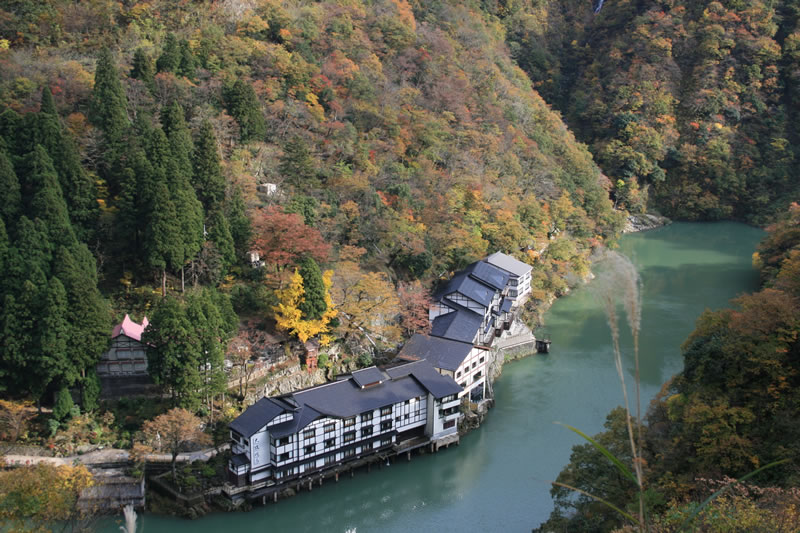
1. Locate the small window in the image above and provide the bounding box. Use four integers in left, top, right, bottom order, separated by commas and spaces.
456, 371, 461, 378
479, 356, 484, 364
381, 437, 392, 447
404, 414, 409, 420
459, 382, 466, 388
303, 460, 316, 471
343, 448, 356, 458
343, 417, 355, 427
303, 428, 315, 440
343, 431, 355, 443
304, 443, 316, 454
324, 454, 336, 465
278, 437, 291, 446
278, 452, 291, 462
395, 416, 401, 422
380, 420, 392, 431
362, 426, 373, 437
361, 411, 373, 423
324, 423, 335, 433
472, 362, 476, 369
380, 406, 392, 416
324, 438, 335, 448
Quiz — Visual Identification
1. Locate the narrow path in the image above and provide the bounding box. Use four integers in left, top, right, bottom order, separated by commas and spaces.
3, 445, 227, 467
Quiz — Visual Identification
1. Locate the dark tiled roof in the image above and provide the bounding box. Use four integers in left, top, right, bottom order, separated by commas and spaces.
486, 252, 532, 277
293, 375, 427, 418
431, 306, 482, 343
230, 453, 249, 467
230, 397, 288, 438
351, 367, 386, 388
269, 405, 324, 438
464, 261, 510, 290
436, 272, 495, 307
385, 360, 463, 399
501, 298, 513, 313
397, 334, 473, 372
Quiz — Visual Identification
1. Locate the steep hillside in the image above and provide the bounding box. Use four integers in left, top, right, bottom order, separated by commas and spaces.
0, 0, 620, 406
496, 0, 800, 223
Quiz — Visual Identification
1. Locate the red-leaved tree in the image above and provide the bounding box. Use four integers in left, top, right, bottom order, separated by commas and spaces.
250, 206, 330, 270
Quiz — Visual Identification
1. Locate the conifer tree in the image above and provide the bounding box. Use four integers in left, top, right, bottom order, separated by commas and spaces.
226, 186, 250, 257
53, 245, 110, 387
0, 150, 21, 224
186, 289, 229, 413
156, 33, 181, 73
89, 47, 129, 145
222, 79, 266, 142
24, 145, 77, 250
161, 102, 193, 181
143, 296, 203, 408
178, 39, 197, 80
38, 277, 70, 396
11, 217, 51, 284
207, 207, 236, 266
279, 135, 317, 188
145, 180, 182, 296
36, 87, 98, 240
192, 120, 225, 211
298, 257, 327, 320
131, 47, 155, 91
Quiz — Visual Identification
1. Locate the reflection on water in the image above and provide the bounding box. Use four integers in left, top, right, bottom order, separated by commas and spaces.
99, 222, 764, 533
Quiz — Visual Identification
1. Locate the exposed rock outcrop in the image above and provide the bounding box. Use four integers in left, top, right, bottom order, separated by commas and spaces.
624, 213, 671, 233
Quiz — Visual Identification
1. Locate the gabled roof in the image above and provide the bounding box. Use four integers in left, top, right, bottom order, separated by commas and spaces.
229, 397, 289, 438
230, 360, 463, 436
500, 297, 513, 313
268, 405, 324, 438
397, 334, 473, 372
436, 272, 495, 307
111, 314, 149, 342
431, 302, 482, 343
463, 261, 510, 291
486, 252, 532, 277
351, 367, 386, 388
384, 360, 463, 398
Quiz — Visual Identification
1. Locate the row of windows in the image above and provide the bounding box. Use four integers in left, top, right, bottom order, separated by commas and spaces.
277, 436, 398, 471
455, 357, 485, 379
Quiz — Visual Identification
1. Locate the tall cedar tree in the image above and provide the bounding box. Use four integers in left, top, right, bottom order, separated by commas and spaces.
192, 120, 225, 211
178, 39, 197, 79
160, 106, 204, 287
36, 87, 98, 240
143, 297, 203, 408
279, 135, 318, 188
298, 257, 327, 320
35, 278, 69, 401
24, 145, 77, 250
88, 47, 128, 145
145, 180, 182, 296
226, 186, 251, 258
0, 150, 21, 223
156, 33, 181, 73
53, 244, 110, 405
206, 207, 236, 267
131, 47, 155, 91
223, 79, 266, 142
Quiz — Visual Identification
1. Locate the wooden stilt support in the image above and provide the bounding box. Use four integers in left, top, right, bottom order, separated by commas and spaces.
273, 492, 277, 503
407, 451, 411, 461
308, 480, 312, 491
335, 472, 339, 482
262, 495, 266, 505
319, 476, 323, 487
350, 469, 354, 478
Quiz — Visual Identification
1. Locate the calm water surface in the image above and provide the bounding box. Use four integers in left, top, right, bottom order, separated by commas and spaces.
105, 222, 763, 533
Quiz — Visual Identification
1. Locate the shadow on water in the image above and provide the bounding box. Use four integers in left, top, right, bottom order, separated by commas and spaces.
97, 223, 765, 533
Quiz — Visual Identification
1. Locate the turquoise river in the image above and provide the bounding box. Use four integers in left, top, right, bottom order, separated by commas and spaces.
101, 221, 764, 533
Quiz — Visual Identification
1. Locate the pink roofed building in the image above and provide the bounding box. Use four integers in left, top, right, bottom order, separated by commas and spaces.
97, 314, 150, 377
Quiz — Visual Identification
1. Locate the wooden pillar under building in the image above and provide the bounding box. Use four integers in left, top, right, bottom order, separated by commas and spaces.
335, 472, 339, 482
319, 476, 323, 487
262, 495, 266, 505
350, 469, 354, 478
407, 451, 411, 461
274, 492, 278, 503
308, 480, 312, 491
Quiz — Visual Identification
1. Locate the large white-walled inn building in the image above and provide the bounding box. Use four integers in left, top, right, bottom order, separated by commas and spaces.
227, 360, 461, 492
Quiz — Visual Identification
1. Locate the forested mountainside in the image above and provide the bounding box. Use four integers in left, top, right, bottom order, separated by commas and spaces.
0, 0, 622, 409
540, 205, 800, 531
493, 0, 800, 223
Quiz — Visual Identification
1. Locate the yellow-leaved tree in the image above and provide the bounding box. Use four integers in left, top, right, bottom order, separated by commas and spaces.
273, 269, 337, 344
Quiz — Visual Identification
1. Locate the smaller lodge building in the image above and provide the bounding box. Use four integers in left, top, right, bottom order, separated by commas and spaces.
97, 314, 149, 377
